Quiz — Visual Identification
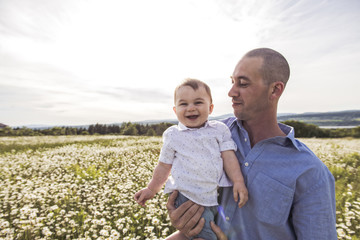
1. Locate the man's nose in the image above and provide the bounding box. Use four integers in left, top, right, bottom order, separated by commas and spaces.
228, 84, 238, 97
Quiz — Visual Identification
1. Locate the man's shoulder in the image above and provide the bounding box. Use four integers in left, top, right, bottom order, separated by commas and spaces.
285, 138, 321, 164
289, 139, 334, 181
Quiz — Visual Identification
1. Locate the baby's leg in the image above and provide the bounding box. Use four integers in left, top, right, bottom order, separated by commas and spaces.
172, 192, 217, 240
193, 206, 217, 240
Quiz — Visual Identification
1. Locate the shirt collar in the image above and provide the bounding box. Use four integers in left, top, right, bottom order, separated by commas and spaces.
227, 117, 239, 129
178, 120, 211, 131
229, 118, 300, 151
278, 123, 301, 151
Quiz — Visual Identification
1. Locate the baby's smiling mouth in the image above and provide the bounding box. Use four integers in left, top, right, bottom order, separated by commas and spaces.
186, 115, 199, 119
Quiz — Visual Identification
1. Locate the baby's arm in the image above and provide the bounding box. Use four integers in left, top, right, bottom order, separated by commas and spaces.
134, 162, 172, 207
221, 150, 248, 208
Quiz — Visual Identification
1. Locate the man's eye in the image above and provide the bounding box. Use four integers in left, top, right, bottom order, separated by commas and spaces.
239, 81, 248, 87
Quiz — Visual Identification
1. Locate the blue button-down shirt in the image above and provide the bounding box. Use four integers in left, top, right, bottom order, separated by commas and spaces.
217, 118, 337, 239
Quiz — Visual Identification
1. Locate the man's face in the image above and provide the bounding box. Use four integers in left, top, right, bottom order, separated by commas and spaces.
173, 85, 214, 128
228, 57, 271, 121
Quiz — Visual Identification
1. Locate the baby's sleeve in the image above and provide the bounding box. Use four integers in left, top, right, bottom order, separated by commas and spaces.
218, 122, 237, 152
158, 128, 176, 164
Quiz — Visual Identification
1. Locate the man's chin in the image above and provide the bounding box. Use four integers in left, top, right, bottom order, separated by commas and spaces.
233, 111, 245, 121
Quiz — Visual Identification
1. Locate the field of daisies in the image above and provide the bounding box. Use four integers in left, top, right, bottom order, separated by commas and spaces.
0, 135, 359, 239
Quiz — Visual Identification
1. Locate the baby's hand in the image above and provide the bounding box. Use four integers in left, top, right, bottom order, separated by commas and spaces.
134, 187, 156, 207
233, 181, 248, 208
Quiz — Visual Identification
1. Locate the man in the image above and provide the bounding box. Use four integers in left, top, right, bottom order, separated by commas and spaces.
166, 48, 337, 239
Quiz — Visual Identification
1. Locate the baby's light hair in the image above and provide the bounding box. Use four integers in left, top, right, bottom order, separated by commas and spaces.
174, 78, 212, 104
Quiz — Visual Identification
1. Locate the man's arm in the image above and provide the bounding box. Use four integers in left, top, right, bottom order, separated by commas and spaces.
291, 175, 337, 239
166, 191, 205, 238
165, 231, 188, 240
165, 225, 228, 240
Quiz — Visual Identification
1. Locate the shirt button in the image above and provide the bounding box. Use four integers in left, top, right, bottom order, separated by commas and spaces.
245, 162, 249, 167
226, 216, 230, 221
244, 138, 247, 142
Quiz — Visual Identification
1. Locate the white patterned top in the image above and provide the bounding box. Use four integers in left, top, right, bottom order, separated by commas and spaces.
159, 120, 237, 206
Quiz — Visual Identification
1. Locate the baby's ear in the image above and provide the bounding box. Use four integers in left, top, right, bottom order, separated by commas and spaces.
173, 106, 177, 114
209, 104, 214, 114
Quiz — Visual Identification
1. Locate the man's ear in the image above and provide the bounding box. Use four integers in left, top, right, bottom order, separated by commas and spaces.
270, 81, 285, 99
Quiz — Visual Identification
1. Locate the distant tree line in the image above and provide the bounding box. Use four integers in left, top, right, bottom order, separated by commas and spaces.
0, 121, 359, 138
0, 122, 174, 137
282, 120, 360, 138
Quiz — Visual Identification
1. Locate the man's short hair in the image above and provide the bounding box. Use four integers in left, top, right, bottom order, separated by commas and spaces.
244, 48, 290, 86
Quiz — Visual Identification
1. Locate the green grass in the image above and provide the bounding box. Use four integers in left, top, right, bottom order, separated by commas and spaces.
0, 136, 359, 239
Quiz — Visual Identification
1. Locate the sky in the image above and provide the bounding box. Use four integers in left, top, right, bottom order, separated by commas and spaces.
1, 0, 359, 126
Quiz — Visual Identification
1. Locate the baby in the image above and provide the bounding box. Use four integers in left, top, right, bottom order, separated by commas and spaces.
134, 78, 248, 239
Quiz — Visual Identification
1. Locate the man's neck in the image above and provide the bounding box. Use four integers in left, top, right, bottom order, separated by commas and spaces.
242, 115, 286, 147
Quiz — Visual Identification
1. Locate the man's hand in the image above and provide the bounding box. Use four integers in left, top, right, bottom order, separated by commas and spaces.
210, 221, 228, 240
192, 222, 228, 240
166, 190, 205, 238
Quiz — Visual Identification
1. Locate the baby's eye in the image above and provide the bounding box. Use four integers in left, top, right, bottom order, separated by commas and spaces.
179, 103, 187, 106
195, 101, 203, 105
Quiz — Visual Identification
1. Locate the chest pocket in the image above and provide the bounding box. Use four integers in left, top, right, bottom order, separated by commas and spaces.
247, 172, 294, 226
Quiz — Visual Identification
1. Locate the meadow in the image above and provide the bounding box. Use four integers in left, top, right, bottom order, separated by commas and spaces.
0, 135, 359, 239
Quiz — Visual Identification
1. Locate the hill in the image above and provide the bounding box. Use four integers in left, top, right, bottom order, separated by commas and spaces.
277, 110, 360, 127
138, 110, 360, 128
8, 110, 360, 129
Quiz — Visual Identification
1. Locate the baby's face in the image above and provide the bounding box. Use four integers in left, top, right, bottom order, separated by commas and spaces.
173, 85, 213, 128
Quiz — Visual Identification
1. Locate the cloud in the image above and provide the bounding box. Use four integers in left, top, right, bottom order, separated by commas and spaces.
1, 0, 359, 125
0, 0, 73, 40
212, 0, 360, 114
95, 88, 172, 103
0, 52, 84, 93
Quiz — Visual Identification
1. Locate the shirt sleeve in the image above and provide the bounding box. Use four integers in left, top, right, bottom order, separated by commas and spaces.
158, 128, 175, 164
218, 122, 237, 152
291, 168, 337, 239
